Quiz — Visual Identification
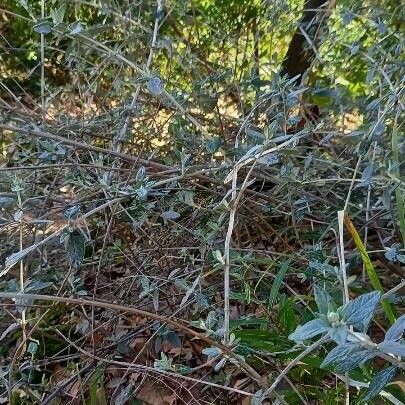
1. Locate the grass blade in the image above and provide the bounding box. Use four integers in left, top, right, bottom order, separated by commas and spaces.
268, 259, 291, 307
343, 213, 396, 324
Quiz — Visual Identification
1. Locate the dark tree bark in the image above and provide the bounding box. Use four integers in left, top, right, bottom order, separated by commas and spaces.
280, 0, 332, 82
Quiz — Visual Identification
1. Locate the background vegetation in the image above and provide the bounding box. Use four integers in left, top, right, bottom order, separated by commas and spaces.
0, 0, 404, 403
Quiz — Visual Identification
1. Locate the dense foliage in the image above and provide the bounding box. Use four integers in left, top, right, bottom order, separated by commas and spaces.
0, 0, 404, 404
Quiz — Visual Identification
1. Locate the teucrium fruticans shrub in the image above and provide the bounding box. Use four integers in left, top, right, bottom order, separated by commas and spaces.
288, 288, 404, 401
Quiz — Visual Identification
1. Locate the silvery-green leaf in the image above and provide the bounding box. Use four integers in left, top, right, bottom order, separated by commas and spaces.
339, 291, 381, 331
77, 290, 88, 296
25, 280, 53, 292
4, 250, 26, 273
366, 99, 380, 111
214, 357, 226, 372
314, 285, 336, 315
147, 76, 163, 96
206, 310, 221, 330
141, 275, 150, 290
65, 230, 85, 268
176, 364, 192, 375
64, 205, 80, 220
381, 186, 392, 209
70, 22, 83, 35
242, 145, 262, 161
114, 384, 133, 405
195, 292, 210, 309
165, 331, 181, 347
10, 176, 25, 192
14, 296, 31, 313
288, 318, 330, 342
350, 42, 360, 55
18, 0, 31, 15
60, 228, 70, 243
135, 166, 146, 182
377, 22, 387, 34
2, 232, 60, 277
27, 340, 38, 355
359, 165, 373, 187
50, 4, 66, 25
251, 389, 264, 405
322, 343, 376, 372
384, 244, 402, 262
321, 342, 360, 368
384, 314, 405, 342
161, 210, 180, 220
245, 128, 264, 142
258, 152, 279, 166
205, 137, 222, 153
174, 278, 189, 292
154, 352, 174, 371
309, 260, 337, 276
378, 341, 405, 358
0, 196, 15, 206
347, 331, 374, 345
373, 121, 385, 137
304, 153, 313, 169
202, 347, 221, 358
33, 21, 52, 34
180, 274, 200, 308
13, 210, 23, 222
213, 250, 224, 265
135, 186, 148, 199
328, 325, 348, 345
360, 366, 397, 403
397, 254, 405, 264
0, 322, 19, 341
333, 350, 377, 373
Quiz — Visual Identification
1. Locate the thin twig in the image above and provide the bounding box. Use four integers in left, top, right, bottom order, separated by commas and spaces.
263, 336, 329, 399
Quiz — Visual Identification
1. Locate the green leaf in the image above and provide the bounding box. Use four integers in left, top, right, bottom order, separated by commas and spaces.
268, 259, 290, 307
89, 368, 107, 405
234, 330, 292, 353
360, 366, 397, 403
278, 295, 297, 334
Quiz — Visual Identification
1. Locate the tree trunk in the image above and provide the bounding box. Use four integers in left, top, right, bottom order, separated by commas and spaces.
280, 0, 332, 82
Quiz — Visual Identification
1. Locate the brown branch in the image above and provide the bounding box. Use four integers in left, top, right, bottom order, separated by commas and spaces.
0, 124, 170, 171
0, 292, 264, 385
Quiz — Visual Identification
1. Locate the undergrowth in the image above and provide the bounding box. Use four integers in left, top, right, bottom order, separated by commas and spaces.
0, 0, 404, 404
